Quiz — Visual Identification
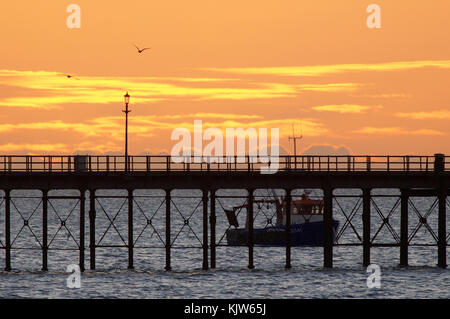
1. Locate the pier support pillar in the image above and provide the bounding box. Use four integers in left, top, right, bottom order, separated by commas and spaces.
400, 189, 409, 267
79, 190, 85, 272
285, 189, 292, 269
4, 189, 11, 271
202, 190, 209, 270
362, 188, 371, 267
248, 188, 255, 269
42, 190, 48, 271
165, 189, 172, 271
128, 189, 134, 270
435, 154, 447, 268
89, 189, 96, 270
210, 189, 216, 269
438, 186, 447, 268
323, 188, 333, 268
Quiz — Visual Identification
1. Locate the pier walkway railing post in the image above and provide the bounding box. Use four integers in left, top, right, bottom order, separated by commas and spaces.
79, 189, 85, 272
248, 188, 255, 269
435, 153, 447, 268
89, 189, 96, 270
323, 187, 333, 268
165, 189, 172, 271
362, 188, 371, 267
285, 189, 292, 269
202, 189, 209, 270
4, 189, 11, 271
42, 189, 48, 271
400, 189, 409, 267
128, 189, 134, 270
210, 189, 216, 269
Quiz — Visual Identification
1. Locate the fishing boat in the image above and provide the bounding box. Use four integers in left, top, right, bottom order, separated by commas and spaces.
225, 190, 339, 246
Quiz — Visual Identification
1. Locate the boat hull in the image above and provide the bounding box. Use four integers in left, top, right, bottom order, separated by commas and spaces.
226, 220, 339, 246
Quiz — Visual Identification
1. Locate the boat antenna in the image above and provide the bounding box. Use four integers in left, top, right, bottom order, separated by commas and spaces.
288, 122, 303, 157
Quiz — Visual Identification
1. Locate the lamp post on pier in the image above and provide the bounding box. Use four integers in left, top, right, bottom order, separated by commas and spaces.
123, 92, 131, 172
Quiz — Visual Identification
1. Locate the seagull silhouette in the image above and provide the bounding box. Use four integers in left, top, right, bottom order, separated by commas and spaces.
60, 74, 80, 80
134, 44, 151, 54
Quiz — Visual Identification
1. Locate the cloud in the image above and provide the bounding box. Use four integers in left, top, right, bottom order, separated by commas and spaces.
395, 110, 450, 120
168, 113, 263, 120
312, 104, 382, 114
0, 116, 328, 144
204, 60, 450, 77
296, 83, 361, 92
0, 143, 69, 153
353, 127, 446, 136
0, 69, 361, 109
301, 144, 351, 155
350, 93, 411, 98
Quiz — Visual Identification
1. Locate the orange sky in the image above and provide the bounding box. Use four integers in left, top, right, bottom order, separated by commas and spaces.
0, 0, 449, 155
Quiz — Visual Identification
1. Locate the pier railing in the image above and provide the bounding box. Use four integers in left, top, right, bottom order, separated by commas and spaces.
0, 154, 447, 173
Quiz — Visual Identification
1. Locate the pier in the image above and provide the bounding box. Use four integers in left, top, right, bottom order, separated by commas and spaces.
0, 154, 448, 271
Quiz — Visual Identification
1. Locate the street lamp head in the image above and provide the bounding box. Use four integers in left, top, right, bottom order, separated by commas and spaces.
124, 91, 130, 105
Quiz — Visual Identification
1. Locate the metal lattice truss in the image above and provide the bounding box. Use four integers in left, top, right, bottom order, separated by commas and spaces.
10, 198, 43, 249
334, 197, 363, 244
371, 197, 401, 244
95, 197, 128, 247
170, 198, 203, 248
47, 199, 80, 249
408, 198, 438, 244
133, 197, 166, 248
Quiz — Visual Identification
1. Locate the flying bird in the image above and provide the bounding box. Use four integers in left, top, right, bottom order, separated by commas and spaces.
134, 44, 151, 54
60, 74, 80, 80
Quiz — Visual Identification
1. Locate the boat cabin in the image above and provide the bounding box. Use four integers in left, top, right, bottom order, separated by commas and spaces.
224, 191, 325, 229
281, 193, 324, 225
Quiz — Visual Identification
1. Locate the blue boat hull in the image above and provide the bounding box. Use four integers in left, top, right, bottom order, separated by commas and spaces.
226, 220, 339, 246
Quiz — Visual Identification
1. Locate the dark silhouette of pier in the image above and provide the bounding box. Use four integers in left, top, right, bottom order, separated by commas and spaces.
0, 154, 448, 271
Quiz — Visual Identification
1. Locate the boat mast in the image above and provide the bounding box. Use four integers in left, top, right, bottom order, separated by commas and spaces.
288, 122, 303, 169
270, 189, 284, 226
